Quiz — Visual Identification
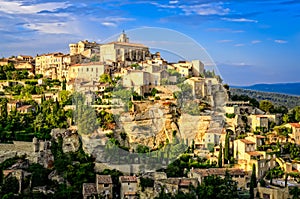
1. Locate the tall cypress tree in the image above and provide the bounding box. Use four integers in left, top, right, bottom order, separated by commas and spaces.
218, 143, 223, 168
250, 163, 257, 199
224, 132, 230, 164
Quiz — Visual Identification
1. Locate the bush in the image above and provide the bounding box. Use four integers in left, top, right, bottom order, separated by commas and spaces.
225, 113, 236, 118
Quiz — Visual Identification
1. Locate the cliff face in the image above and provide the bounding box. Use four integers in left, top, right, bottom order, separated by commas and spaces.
79, 79, 228, 164
116, 101, 179, 148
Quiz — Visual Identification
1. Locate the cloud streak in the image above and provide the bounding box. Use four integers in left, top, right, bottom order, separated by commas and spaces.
0, 0, 71, 14
274, 39, 288, 44
222, 17, 258, 23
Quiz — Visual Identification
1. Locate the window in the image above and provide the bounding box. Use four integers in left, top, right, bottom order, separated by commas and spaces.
87, 68, 89, 72
104, 184, 109, 187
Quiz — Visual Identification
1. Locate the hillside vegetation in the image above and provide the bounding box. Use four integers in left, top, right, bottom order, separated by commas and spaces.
230, 88, 300, 109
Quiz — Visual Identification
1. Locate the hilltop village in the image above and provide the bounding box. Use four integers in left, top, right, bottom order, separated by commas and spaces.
0, 33, 300, 199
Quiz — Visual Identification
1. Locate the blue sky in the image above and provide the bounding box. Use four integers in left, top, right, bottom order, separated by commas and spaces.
0, 0, 300, 85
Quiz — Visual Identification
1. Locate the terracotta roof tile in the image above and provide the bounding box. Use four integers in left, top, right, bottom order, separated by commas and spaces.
97, 175, 112, 184
119, 176, 137, 183
82, 183, 97, 195
191, 168, 246, 177
246, 151, 262, 156
289, 123, 300, 128
240, 139, 256, 144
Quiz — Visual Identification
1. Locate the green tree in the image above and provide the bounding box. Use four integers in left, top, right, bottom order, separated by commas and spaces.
218, 144, 223, 168
259, 100, 274, 113
62, 78, 66, 90
99, 73, 112, 84
290, 186, 300, 199
250, 163, 257, 199
224, 132, 230, 164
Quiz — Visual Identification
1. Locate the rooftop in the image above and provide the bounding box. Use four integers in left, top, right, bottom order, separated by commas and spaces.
240, 139, 256, 145
191, 168, 246, 177
82, 183, 97, 195
97, 175, 113, 184
289, 123, 300, 128
246, 151, 262, 157
106, 41, 148, 48
119, 176, 137, 183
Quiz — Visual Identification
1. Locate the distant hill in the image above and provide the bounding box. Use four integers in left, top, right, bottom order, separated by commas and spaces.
230, 88, 300, 109
231, 82, 300, 96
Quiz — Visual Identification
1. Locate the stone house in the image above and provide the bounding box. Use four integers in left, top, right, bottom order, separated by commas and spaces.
233, 138, 276, 179
7, 100, 23, 113
184, 77, 206, 99
119, 176, 138, 199
154, 177, 198, 196
188, 168, 248, 189
82, 175, 113, 199
69, 40, 100, 59
250, 115, 269, 132
122, 68, 170, 96
67, 62, 109, 82
35, 52, 80, 80
82, 183, 97, 199
169, 59, 204, 78
17, 105, 36, 113
284, 123, 300, 145
96, 175, 113, 199
256, 184, 291, 199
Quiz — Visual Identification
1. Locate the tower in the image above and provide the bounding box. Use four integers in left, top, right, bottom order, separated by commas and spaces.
33, 137, 39, 152
117, 31, 129, 43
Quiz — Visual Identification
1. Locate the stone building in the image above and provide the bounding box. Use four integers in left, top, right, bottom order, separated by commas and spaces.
0, 138, 53, 169
82, 175, 113, 199
184, 77, 206, 99
69, 40, 100, 59
169, 60, 204, 77
284, 123, 300, 145
188, 168, 248, 189
0, 55, 35, 75
35, 52, 81, 80
233, 137, 276, 179
100, 32, 150, 63
119, 176, 138, 199
154, 177, 198, 196
67, 62, 110, 83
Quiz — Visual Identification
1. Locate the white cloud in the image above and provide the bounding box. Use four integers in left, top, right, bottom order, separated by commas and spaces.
151, 2, 177, 9
101, 22, 117, 27
206, 28, 245, 33
24, 22, 78, 34
251, 40, 262, 44
274, 39, 288, 44
90, 16, 135, 27
222, 18, 258, 23
180, 3, 230, 16
0, 0, 71, 14
169, 0, 179, 4
217, 40, 233, 43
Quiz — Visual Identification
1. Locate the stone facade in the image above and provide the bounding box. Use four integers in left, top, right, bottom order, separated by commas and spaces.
0, 138, 53, 169
189, 168, 248, 189
233, 138, 276, 179
35, 52, 80, 80
284, 123, 300, 145
67, 62, 109, 83
100, 33, 149, 63
119, 176, 138, 199
69, 40, 100, 59
154, 177, 198, 196
82, 175, 113, 199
